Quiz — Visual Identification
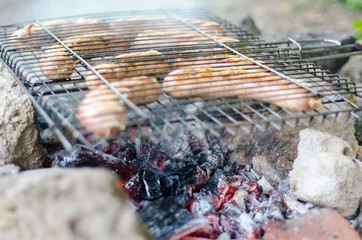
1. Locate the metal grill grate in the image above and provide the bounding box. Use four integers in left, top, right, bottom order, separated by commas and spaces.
0, 9, 360, 149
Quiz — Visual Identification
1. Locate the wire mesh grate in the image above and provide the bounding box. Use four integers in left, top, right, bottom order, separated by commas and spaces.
0, 9, 360, 148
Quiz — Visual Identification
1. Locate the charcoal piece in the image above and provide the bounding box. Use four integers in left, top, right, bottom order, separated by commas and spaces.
188, 134, 209, 155
52, 144, 135, 182
190, 190, 215, 218
207, 169, 228, 195
260, 191, 287, 227
101, 138, 137, 161
140, 170, 163, 200
187, 166, 208, 192
220, 204, 259, 239
135, 136, 166, 170
159, 134, 191, 159
124, 173, 143, 202
139, 164, 199, 201
190, 213, 223, 239
196, 148, 225, 176
138, 197, 208, 240
245, 192, 262, 214
206, 133, 222, 150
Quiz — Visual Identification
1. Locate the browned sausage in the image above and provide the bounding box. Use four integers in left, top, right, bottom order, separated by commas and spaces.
85, 50, 172, 89
78, 76, 161, 137
85, 63, 124, 89
77, 88, 128, 138
99, 76, 162, 105
183, 18, 225, 36
62, 32, 130, 57
10, 18, 109, 51
110, 17, 225, 37
115, 50, 173, 76
162, 67, 322, 111
40, 32, 132, 81
133, 30, 239, 51
39, 44, 78, 80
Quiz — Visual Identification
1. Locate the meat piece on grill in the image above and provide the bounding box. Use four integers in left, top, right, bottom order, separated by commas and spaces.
184, 18, 226, 36
98, 76, 162, 105
133, 30, 240, 51
9, 18, 109, 51
77, 88, 128, 138
85, 50, 172, 89
62, 32, 130, 58
162, 67, 322, 112
78, 75, 161, 137
115, 50, 173, 76
110, 16, 225, 38
39, 44, 78, 80
85, 63, 125, 89
174, 54, 244, 68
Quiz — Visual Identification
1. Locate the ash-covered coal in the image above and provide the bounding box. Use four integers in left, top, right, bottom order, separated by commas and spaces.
50, 128, 322, 239
139, 197, 209, 240
51, 144, 136, 183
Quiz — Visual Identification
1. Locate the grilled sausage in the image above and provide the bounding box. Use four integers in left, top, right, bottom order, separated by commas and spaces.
183, 18, 225, 36
115, 50, 173, 76
77, 88, 128, 138
85, 50, 172, 89
85, 63, 124, 89
100, 76, 162, 105
62, 32, 130, 57
174, 54, 239, 68
110, 17, 225, 37
162, 67, 322, 111
78, 76, 161, 137
39, 44, 78, 80
133, 30, 239, 51
89, 75, 162, 105
10, 18, 109, 51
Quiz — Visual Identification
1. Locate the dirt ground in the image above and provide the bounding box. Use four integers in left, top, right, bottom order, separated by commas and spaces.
200, 0, 361, 37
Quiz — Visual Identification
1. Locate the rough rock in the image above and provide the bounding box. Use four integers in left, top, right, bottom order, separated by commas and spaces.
352, 205, 362, 236
0, 62, 45, 169
263, 208, 362, 240
289, 128, 362, 217
239, 15, 261, 36
0, 168, 151, 240
221, 103, 358, 188
0, 162, 20, 177
340, 55, 362, 84
354, 106, 362, 145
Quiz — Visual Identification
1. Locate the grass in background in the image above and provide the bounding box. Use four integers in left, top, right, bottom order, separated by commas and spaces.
353, 19, 362, 39
345, 0, 362, 10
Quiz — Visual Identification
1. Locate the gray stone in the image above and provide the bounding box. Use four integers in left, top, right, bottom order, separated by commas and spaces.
239, 15, 261, 36
0, 163, 20, 177
339, 55, 362, 84
289, 129, 362, 217
0, 62, 45, 169
0, 168, 151, 240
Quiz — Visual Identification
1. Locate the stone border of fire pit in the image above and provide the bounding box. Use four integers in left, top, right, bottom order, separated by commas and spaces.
0, 61, 46, 169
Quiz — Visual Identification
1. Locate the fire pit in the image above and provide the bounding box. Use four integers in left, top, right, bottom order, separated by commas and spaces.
0, 9, 361, 240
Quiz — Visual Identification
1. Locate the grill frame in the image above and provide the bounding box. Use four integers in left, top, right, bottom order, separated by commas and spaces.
0, 9, 360, 149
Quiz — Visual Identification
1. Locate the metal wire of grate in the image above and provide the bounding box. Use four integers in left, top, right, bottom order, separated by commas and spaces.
0, 9, 360, 149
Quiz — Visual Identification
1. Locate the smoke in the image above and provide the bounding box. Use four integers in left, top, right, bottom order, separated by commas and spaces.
0, 0, 199, 25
